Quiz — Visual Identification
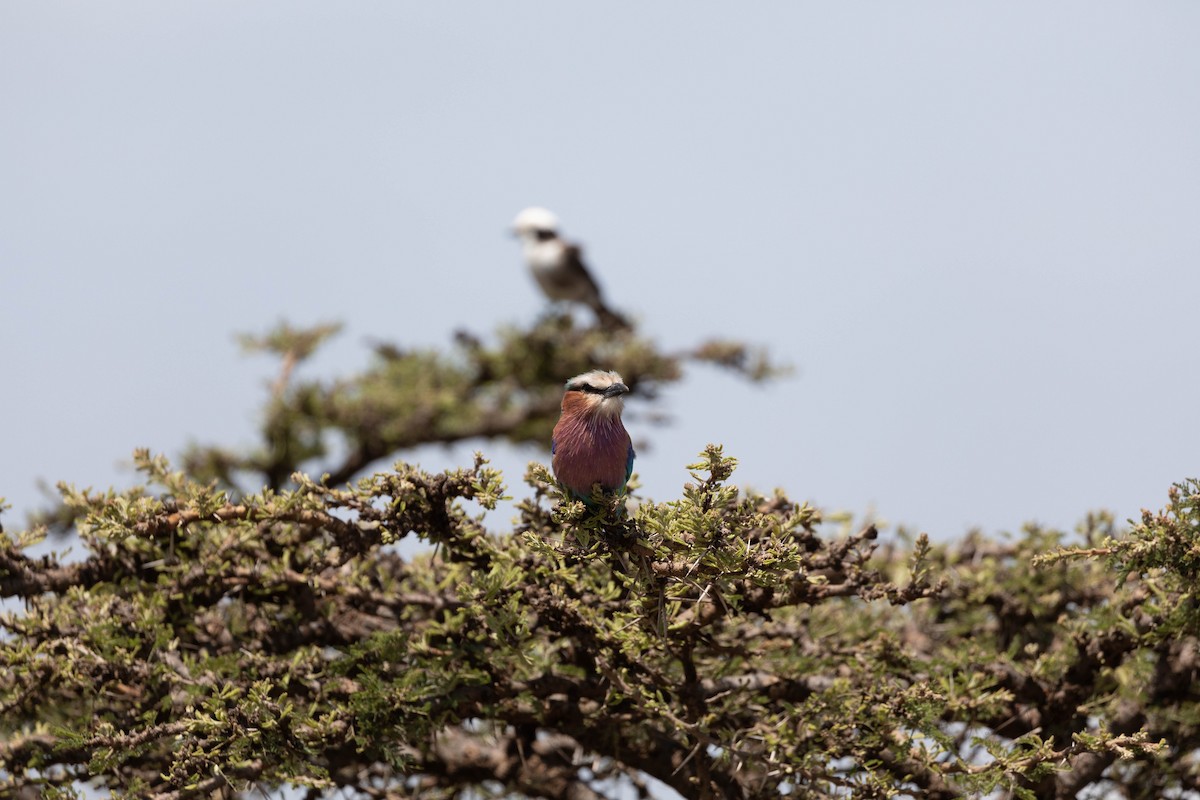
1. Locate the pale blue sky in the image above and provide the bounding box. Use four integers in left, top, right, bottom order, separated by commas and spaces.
3, 3, 1198, 541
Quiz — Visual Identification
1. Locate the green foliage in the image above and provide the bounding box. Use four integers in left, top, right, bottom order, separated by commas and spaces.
0, 315, 1191, 799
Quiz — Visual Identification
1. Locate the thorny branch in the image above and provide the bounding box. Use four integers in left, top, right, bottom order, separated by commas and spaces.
0, 317, 1193, 799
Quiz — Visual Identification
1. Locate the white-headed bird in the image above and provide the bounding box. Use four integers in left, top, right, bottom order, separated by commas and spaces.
512, 207, 630, 331
551, 370, 635, 505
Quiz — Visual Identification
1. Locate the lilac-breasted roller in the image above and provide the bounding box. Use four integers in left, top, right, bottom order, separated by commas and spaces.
551, 370, 635, 503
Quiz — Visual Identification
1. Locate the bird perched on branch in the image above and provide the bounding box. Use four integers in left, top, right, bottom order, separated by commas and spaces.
551, 370, 635, 505
512, 207, 631, 331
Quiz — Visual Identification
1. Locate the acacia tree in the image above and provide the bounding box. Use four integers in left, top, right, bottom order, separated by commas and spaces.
0, 313, 1194, 799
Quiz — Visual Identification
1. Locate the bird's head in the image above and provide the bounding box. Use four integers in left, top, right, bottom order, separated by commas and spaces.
512, 206, 561, 243
562, 369, 630, 418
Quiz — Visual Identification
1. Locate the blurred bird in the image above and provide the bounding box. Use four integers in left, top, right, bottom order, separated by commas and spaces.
551, 369, 635, 504
512, 207, 630, 331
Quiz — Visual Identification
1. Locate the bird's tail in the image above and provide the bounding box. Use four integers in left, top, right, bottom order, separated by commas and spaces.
592, 301, 632, 332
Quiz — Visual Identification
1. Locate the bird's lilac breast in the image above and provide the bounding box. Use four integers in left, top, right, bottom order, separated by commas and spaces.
552, 415, 632, 496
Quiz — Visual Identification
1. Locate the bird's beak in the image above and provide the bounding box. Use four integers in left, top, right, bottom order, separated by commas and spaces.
603, 382, 630, 398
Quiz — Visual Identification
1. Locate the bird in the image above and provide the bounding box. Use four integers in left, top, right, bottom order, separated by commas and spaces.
511, 207, 630, 331
551, 369, 635, 505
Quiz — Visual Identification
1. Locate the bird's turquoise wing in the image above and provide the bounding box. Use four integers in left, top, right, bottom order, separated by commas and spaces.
624, 442, 635, 486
